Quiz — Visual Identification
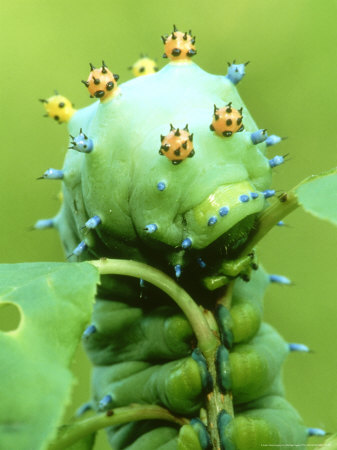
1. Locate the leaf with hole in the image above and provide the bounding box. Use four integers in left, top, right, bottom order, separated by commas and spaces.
0, 262, 99, 450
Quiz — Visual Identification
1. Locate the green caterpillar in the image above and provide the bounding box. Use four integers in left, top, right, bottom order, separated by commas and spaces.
37, 26, 325, 449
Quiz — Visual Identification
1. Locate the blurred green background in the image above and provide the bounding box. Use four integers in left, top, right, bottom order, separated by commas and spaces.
0, 0, 336, 448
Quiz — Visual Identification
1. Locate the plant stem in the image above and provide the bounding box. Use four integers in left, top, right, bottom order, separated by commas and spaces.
240, 189, 299, 256
48, 405, 188, 450
90, 259, 218, 356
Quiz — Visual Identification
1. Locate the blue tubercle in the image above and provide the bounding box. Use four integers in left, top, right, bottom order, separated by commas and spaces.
263, 189, 276, 199
269, 155, 285, 168
72, 241, 87, 256
289, 343, 311, 353
277, 220, 285, 226
157, 181, 166, 191
34, 218, 54, 230
226, 60, 249, 85
83, 324, 97, 338
307, 428, 327, 437
208, 216, 218, 226
145, 223, 158, 233
182, 237, 192, 249
139, 278, 145, 288
239, 194, 250, 203
251, 129, 268, 145
219, 206, 229, 217
266, 134, 283, 147
37, 168, 64, 180
85, 215, 101, 229
69, 128, 94, 153
250, 192, 259, 199
269, 274, 291, 285
98, 394, 113, 411
197, 257, 206, 269
174, 264, 182, 278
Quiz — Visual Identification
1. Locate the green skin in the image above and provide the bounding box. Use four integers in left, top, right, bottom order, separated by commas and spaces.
54, 61, 307, 449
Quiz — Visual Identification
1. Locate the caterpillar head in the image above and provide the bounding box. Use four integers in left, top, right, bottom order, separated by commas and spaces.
158, 124, 195, 164
162, 25, 196, 61
40, 94, 75, 123
82, 61, 119, 101
210, 103, 244, 137
129, 55, 159, 77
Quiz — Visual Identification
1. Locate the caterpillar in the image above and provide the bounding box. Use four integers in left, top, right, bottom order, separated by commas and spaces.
37, 25, 325, 449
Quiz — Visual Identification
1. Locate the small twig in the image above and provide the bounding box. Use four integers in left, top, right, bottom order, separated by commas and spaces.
240, 188, 299, 257
48, 404, 188, 450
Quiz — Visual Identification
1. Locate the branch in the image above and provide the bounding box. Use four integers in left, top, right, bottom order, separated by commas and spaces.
48, 405, 188, 450
240, 187, 299, 256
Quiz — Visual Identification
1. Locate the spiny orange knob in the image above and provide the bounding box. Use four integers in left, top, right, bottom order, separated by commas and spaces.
82, 61, 119, 102
162, 26, 196, 61
210, 103, 244, 137
159, 124, 195, 165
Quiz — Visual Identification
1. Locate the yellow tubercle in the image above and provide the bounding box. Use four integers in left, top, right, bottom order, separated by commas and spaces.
130, 56, 159, 77
41, 94, 76, 124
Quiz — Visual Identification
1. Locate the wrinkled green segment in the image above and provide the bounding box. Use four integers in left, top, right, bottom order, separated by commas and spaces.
0, 262, 99, 450
177, 425, 203, 450
227, 396, 307, 449
296, 169, 337, 226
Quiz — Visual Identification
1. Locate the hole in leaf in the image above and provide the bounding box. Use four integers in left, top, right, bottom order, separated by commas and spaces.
0, 302, 21, 332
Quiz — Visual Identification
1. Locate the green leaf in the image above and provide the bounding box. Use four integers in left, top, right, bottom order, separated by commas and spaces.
316, 433, 337, 450
55, 426, 96, 450
0, 262, 99, 450
295, 168, 337, 226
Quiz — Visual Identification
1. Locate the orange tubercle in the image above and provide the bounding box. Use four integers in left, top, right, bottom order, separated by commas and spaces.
159, 125, 195, 165
162, 26, 196, 61
82, 61, 119, 102
210, 103, 244, 137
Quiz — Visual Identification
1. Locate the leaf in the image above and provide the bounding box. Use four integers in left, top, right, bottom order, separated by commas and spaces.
295, 168, 337, 226
55, 426, 96, 450
316, 433, 337, 450
0, 262, 99, 450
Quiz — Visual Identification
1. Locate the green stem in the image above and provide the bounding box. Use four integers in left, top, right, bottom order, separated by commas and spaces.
201, 283, 235, 449
240, 189, 299, 256
90, 258, 218, 356
48, 405, 188, 450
